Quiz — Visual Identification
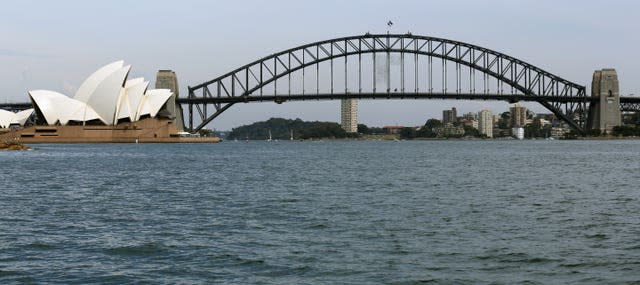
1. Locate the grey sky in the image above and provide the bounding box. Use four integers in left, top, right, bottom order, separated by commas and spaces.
1, 0, 639, 130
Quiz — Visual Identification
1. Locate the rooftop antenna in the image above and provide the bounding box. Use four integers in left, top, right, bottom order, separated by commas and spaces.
387, 20, 393, 35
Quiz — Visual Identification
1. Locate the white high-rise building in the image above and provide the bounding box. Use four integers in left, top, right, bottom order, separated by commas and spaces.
341, 99, 358, 133
478, 109, 493, 138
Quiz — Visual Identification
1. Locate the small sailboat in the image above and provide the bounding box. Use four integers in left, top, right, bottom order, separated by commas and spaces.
290, 130, 294, 141
267, 130, 273, 142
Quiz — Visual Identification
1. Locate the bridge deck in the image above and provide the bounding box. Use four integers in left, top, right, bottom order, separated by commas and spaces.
2, 96, 639, 109
176, 93, 604, 104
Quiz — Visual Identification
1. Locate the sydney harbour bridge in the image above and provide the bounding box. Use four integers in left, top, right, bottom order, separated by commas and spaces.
3, 33, 640, 133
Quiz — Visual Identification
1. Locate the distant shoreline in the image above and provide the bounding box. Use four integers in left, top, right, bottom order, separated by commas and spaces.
227, 136, 640, 142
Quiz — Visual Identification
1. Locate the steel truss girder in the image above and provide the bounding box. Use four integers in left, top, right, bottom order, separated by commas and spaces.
186, 34, 589, 132
621, 102, 640, 112
0, 103, 33, 112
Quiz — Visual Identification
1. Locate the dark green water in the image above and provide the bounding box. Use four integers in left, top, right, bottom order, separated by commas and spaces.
1, 140, 640, 284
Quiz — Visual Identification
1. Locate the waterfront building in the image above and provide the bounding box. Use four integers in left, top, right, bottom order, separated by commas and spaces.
461, 119, 478, 129
539, 118, 551, 126
442, 107, 457, 124
551, 127, 570, 139
463, 112, 477, 121
438, 123, 465, 137
341, 99, 358, 133
493, 128, 510, 138
493, 114, 501, 125
1, 61, 220, 143
510, 103, 527, 127
512, 127, 525, 140
478, 109, 493, 138
29, 61, 173, 126
383, 125, 404, 134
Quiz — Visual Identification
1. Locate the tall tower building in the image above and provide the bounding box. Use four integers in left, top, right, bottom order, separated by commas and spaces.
341, 99, 358, 133
478, 109, 493, 138
442, 107, 457, 124
155, 70, 184, 131
509, 103, 527, 127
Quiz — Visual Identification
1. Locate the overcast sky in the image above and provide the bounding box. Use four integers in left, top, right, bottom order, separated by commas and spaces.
1, 0, 639, 130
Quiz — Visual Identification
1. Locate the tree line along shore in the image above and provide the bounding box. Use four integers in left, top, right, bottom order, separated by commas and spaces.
222, 117, 640, 141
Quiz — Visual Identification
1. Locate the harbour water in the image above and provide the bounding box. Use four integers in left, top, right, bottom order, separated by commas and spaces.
1, 140, 639, 284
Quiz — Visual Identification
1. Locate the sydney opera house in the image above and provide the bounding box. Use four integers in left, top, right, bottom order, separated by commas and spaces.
0, 61, 217, 143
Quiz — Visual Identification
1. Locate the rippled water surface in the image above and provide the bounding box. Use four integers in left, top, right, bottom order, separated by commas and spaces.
1, 140, 640, 284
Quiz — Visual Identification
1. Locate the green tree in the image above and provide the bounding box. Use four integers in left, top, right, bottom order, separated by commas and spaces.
463, 125, 480, 137
524, 118, 542, 138
369, 127, 384, 134
228, 118, 358, 140
424, 119, 443, 130
416, 127, 437, 138
612, 125, 640, 137
498, 112, 511, 129
587, 128, 601, 137
399, 127, 417, 139
357, 124, 370, 134
632, 112, 640, 125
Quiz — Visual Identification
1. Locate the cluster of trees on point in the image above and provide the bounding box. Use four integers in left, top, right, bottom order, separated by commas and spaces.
573, 112, 640, 137
611, 125, 640, 137
224, 111, 640, 140
398, 119, 441, 139
614, 112, 640, 137
524, 118, 552, 138
227, 118, 358, 140
394, 119, 484, 139
356, 124, 384, 134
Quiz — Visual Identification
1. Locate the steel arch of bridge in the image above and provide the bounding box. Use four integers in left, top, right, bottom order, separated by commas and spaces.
183, 33, 588, 132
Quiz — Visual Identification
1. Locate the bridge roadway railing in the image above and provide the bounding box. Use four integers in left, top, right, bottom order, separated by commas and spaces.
620, 97, 640, 112
177, 93, 595, 105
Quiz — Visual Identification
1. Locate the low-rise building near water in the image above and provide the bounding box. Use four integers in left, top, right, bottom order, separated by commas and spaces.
0, 61, 219, 143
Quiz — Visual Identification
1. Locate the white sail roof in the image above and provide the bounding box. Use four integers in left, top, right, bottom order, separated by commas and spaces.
11, 109, 34, 126
74, 61, 124, 102
29, 90, 71, 125
28, 61, 173, 127
116, 78, 148, 121
137, 89, 173, 120
29, 90, 100, 125
59, 100, 100, 125
0, 110, 14, 128
0, 109, 33, 128
84, 65, 131, 125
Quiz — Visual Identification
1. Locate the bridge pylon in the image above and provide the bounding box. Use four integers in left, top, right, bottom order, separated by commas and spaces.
587, 69, 621, 133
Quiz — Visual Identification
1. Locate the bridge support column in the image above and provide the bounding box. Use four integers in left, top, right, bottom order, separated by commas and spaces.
155, 70, 185, 131
588, 69, 621, 133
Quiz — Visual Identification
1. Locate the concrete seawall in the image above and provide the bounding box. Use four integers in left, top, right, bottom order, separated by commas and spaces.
0, 117, 220, 144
